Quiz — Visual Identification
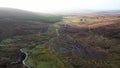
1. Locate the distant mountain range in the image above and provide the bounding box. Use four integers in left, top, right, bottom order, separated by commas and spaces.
56, 9, 120, 16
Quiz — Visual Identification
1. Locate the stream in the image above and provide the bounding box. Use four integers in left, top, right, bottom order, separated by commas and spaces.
20, 49, 31, 68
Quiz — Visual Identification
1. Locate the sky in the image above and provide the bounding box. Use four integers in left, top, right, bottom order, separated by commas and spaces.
0, 0, 120, 13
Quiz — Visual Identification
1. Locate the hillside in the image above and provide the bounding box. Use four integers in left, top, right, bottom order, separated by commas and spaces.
0, 9, 120, 68
0, 8, 62, 23
0, 8, 62, 68
24, 15, 120, 68
0, 8, 62, 41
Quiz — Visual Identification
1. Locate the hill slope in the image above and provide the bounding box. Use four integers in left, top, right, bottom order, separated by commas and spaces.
0, 8, 62, 23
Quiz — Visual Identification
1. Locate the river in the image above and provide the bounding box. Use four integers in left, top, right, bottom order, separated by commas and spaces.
20, 49, 31, 68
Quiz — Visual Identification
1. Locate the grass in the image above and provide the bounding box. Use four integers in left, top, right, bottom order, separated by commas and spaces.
63, 18, 80, 23
1, 38, 13, 44
63, 17, 120, 24
0, 38, 14, 47
26, 44, 69, 68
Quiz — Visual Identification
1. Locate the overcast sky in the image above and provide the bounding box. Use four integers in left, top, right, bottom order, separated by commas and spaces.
0, 0, 120, 13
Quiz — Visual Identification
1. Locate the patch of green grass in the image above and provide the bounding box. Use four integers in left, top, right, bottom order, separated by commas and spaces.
63, 19, 80, 23
0, 38, 13, 44
26, 44, 69, 68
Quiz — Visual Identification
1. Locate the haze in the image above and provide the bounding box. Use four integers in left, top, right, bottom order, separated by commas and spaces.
0, 0, 120, 13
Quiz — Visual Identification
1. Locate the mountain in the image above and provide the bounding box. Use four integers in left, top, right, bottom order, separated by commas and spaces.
57, 9, 120, 16
0, 8, 62, 23
95, 10, 120, 16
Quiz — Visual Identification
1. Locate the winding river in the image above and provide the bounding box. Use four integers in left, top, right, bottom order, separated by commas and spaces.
20, 49, 31, 68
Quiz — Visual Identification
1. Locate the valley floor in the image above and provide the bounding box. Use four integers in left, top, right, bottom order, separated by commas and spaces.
0, 15, 120, 68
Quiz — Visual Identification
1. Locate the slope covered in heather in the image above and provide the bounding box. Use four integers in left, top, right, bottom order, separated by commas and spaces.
25, 15, 120, 68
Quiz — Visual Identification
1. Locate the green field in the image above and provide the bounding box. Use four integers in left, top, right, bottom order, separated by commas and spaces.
26, 44, 70, 68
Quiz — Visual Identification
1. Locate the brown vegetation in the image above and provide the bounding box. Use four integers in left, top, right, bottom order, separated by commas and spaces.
51, 16, 120, 68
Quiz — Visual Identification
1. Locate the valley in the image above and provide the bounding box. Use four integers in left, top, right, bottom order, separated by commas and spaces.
0, 8, 120, 68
